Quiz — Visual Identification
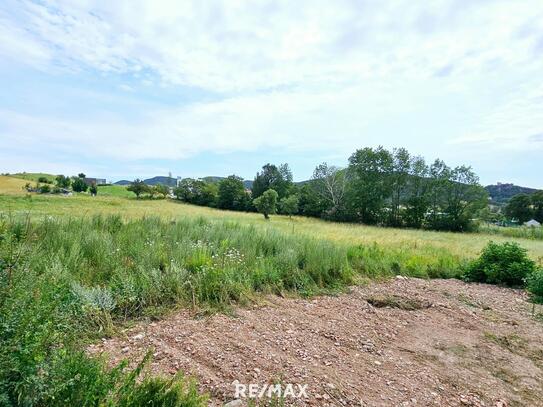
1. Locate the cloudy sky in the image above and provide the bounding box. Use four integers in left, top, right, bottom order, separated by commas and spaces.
1, 0, 542, 186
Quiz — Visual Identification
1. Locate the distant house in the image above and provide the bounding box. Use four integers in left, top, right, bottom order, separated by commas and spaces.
83, 177, 107, 186
524, 219, 541, 227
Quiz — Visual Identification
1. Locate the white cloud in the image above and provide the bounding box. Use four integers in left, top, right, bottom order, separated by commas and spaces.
2, 0, 542, 92
0, 0, 542, 170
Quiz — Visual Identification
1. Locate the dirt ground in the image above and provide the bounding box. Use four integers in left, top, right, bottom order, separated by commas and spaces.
89, 278, 543, 406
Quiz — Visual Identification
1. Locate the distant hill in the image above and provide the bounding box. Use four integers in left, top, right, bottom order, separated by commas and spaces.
143, 176, 177, 186
485, 183, 540, 205
114, 176, 177, 186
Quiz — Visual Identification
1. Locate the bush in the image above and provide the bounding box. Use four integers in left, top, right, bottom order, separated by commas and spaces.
527, 270, 543, 302
464, 241, 536, 286
39, 183, 51, 193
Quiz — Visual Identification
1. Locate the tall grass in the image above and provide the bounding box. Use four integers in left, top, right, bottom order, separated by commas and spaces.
479, 224, 543, 241
0, 213, 466, 405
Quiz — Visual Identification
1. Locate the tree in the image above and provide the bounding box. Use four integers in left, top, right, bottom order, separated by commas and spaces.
253, 189, 278, 219
404, 156, 429, 228
174, 178, 218, 207
279, 194, 299, 218
154, 184, 169, 198
89, 183, 98, 196
127, 179, 148, 199
39, 183, 51, 194
505, 194, 533, 223
252, 163, 293, 200
426, 159, 451, 229
441, 165, 487, 231
388, 148, 411, 227
347, 146, 393, 224
531, 191, 543, 223
217, 175, 247, 210
298, 182, 327, 217
55, 175, 71, 189
78, 173, 86, 179
71, 177, 88, 192
37, 176, 51, 184
311, 163, 347, 220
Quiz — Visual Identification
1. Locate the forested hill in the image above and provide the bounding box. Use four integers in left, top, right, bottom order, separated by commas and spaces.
485, 183, 540, 205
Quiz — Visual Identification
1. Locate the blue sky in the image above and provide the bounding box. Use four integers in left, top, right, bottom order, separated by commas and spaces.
1, 0, 542, 187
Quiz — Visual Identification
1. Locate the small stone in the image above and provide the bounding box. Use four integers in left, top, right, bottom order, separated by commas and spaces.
224, 400, 243, 407
121, 346, 130, 353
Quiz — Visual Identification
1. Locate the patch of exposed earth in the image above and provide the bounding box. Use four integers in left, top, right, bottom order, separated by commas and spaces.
89, 278, 543, 406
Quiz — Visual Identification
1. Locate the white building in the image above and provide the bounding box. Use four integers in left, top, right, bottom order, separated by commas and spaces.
524, 219, 541, 227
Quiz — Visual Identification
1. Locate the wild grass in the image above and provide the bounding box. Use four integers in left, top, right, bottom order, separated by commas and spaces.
2, 176, 543, 404
1, 190, 542, 262
0, 211, 467, 405
8, 172, 56, 183
0, 176, 31, 195
97, 185, 135, 198
479, 223, 543, 241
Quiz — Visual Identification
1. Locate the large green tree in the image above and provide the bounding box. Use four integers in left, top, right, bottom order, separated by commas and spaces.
505, 194, 533, 223
218, 175, 247, 210
311, 163, 347, 220
404, 156, 429, 228
388, 148, 411, 227
175, 178, 218, 207
252, 163, 293, 200
347, 146, 393, 224
441, 166, 487, 231
532, 191, 543, 223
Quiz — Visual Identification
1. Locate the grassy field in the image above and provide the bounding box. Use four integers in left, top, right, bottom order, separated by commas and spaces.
2, 174, 543, 405
97, 184, 134, 198
1, 179, 542, 264
8, 172, 57, 183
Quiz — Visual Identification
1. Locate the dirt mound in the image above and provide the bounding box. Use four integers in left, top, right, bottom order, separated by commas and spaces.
89, 278, 543, 406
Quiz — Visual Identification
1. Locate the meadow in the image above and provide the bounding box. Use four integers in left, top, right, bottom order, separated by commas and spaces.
1, 175, 543, 405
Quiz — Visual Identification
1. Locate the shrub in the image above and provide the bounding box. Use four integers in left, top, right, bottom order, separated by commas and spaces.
527, 269, 543, 302
464, 241, 536, 286
39, 183, 51, 193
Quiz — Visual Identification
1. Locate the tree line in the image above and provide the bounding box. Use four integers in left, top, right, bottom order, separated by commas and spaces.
503, 192, 543, 224
162, 146, 488, 232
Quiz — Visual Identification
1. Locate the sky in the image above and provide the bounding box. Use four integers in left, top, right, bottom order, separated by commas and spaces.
0, 0, 542, 187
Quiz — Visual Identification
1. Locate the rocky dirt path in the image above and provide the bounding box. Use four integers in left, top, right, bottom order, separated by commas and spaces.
89, 278, 543, 406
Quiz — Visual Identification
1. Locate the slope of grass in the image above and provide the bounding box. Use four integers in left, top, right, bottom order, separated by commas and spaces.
1, 192, 543, 263
9, 172, 56, 183
0, 175, 31, 195
97, 185, 134, 198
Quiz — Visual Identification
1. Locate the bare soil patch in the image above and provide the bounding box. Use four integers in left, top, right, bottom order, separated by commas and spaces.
89, 278, 543, 406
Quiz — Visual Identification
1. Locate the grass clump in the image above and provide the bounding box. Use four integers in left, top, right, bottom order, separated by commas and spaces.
0, 216, 208, 406
366, 294, 431, 310
527, 270, 543, 303
464, 241, 536, 286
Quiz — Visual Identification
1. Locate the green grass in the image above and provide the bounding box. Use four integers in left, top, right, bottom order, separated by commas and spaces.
2, 178, 543, 404
479, 224, 543, 241
1, 190, 542, 263
97, 185, 134, 198
9, 172, 56, 183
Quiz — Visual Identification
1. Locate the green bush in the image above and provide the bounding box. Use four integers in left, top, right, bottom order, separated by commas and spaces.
527, 269, 543, 302
464, 241, 536, 286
